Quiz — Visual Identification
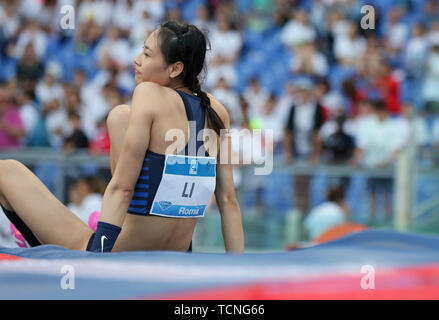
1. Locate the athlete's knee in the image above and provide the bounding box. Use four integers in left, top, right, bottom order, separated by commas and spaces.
108, 104, 130, 120
107, 104, 130, 128
0, 159, 22, 173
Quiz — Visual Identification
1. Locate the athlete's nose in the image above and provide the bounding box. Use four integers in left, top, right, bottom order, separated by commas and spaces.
134, 54, 141, 67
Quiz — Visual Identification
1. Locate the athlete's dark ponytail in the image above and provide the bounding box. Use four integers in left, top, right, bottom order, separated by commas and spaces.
157, 20, 225, 136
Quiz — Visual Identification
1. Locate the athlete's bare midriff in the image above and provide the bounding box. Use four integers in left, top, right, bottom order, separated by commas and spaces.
113, 86, 223, 252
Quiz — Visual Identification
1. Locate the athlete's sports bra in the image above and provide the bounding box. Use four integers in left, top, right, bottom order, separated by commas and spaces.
127, 90, 216, 217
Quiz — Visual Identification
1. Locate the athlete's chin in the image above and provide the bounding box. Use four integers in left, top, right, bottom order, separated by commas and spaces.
134, 74, 143, 84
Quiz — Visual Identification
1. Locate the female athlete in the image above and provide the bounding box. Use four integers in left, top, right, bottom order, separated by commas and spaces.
0, 20, 244, 253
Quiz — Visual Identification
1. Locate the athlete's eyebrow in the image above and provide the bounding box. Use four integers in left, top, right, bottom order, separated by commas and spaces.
143, 43, 152, 51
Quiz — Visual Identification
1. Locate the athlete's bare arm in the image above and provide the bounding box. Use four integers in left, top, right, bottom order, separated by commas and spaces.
207, 93, 245, 253
99, 82, 160, 227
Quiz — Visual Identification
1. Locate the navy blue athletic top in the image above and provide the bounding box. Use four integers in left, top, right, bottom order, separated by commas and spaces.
127, 89, 211, 216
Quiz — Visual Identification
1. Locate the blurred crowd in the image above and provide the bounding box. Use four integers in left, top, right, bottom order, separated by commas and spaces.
1, 0, 439, 233
0, 0, 438, 157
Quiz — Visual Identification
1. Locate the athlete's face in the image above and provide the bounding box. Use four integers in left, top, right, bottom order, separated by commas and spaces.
133, 30, 183, 86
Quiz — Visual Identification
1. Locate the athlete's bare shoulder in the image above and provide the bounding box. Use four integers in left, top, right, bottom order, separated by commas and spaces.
132, 81, 172, 113
133, 81, 167, 99
206, 92, 230, 128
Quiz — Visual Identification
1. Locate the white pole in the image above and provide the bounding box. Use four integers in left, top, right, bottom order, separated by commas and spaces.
394, 145, 415, 231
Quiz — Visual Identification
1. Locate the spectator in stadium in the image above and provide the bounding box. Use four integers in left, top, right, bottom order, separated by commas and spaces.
291, 41, 329, 77
404, 23, 429, 76
72, 69, 109, 132
314, 77, 343, 120
37, 63, 70, 149
243, 77, 270, 119
375, 61, 401, 115
62, 111, 89, 154
16, 87, 39, 145
422, 36, 439, 113
129, 6, 156, 52
318, 111, 355, 192
357, 34, 382, 82
88, 116, 110, 155
12, 18, 47, 61
193, 3, 215, 32
205, 12, 242, 88
16, 42, 44, 90
97, 26, 131, 71
77, 0, 113, 28
211, 77, 242, 128
283, 78, 324, 214
404, 23, 429, 107
112, 0, 137, 36
396, 102, 429, 151
281, 8, 316, 49
259, 93, 284, 155
35, 61, 65, 107
350, 99, 378, 145
67, 174, 105, 224
0, 85, 25, 149
304, 186, 350, 241
341, 77, 367, 117
284, 78, 324, 163
319, 112, 355, 165
423, 0, 438, 30
334, 20, 366, 67
384, 7, 409, 57
353, 100, 404, 225
0, 1, 20, 45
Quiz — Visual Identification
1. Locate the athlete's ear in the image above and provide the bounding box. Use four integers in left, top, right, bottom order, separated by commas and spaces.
168, 61, 184, 79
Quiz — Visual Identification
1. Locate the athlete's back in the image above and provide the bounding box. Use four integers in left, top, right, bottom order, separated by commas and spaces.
112, 84, 226, 252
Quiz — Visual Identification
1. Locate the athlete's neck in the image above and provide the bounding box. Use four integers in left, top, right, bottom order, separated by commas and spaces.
170, 84, 194, 96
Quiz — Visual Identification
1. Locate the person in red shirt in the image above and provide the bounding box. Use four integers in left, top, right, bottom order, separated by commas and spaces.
377, 62, 401, 115
88, 117, 110, 155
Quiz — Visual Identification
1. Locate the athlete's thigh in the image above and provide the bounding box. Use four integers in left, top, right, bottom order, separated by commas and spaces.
0, 160, 93, 250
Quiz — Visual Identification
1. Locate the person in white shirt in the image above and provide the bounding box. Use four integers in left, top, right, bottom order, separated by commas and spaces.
112, 0, 138, 34
205, 13, 241, 88
404, 23, 429, 101
17, 88, 39, 146
291, 42, 328, 77
78, 0, 114, 27
334, 20, 366, 66
36, 61, 65, 106
396, 103, 429, 149
384, 7, 409, 55
13, 19, 48, 61
193, 4, 215, 33
36, 61, 71, 149
281, 8, 316, 48
67, 175, 105, 224
422, 39, 439, 108
97, 26, 132, 71
243, 77, 270, 119
0, 1, 20, 40
259, 94, 285, 154
353, 100, 404, 225
211, 77, 242, 127
304, 186, 349, 241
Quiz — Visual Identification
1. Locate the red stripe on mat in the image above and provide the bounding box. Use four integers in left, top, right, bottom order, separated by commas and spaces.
0, 254, 24, 261
149, 264, 439, 300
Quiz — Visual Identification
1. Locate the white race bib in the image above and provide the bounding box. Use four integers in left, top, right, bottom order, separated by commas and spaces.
149, 154, 216, 218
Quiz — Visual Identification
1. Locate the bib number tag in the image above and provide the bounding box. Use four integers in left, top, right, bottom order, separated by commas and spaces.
149, 155, 216, 218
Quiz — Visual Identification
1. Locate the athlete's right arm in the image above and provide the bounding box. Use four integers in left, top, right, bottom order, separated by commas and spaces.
213, 103, 245, 253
